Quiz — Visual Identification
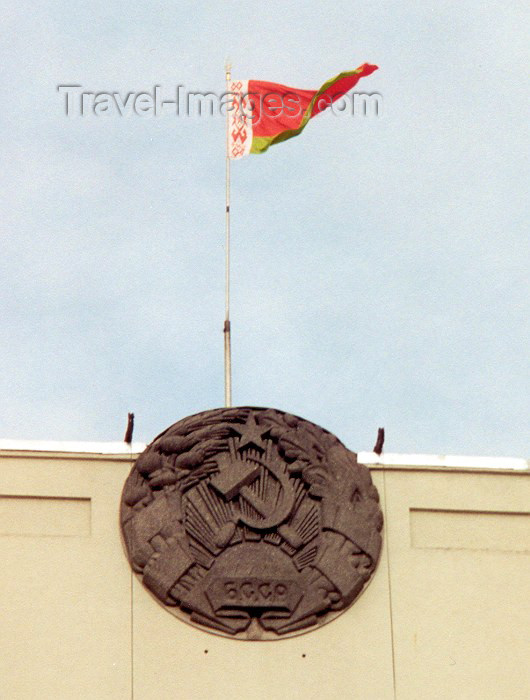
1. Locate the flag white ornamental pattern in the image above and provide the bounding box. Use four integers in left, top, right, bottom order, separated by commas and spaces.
228, 80, 252, 160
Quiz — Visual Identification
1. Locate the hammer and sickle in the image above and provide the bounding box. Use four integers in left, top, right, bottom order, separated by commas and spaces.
209, 454, 302, 549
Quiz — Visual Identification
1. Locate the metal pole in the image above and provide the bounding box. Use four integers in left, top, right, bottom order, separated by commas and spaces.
224, 60, 232, 407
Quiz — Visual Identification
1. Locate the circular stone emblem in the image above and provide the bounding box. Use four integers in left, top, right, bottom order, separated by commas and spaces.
120, 407, 383, 639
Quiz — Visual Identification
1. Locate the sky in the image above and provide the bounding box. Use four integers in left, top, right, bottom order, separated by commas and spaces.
1, 1, 528, 457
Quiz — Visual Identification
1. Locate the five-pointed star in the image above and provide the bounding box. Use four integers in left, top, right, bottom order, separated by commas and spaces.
234, 413, 268, 452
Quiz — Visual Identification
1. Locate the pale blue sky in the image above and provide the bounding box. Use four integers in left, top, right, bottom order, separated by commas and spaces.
1, 1, 528, 456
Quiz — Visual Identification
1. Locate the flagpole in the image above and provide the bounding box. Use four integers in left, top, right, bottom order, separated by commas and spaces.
224, 59, 232, 407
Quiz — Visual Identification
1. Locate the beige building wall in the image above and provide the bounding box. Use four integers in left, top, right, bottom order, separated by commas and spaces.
0, 444, 528, 700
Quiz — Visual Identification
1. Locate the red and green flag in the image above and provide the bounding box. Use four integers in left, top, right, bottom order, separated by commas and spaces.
227, 63, 378, 159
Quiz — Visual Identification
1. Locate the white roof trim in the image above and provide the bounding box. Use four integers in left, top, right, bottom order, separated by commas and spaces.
0, 439, 146, 454
358, 451, 529, 471
0, 440, 527, 470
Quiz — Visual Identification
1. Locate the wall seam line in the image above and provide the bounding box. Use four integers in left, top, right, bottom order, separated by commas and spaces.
130, 448, 135, 700
382, 468, 397, 700
131, 568, 134, 700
